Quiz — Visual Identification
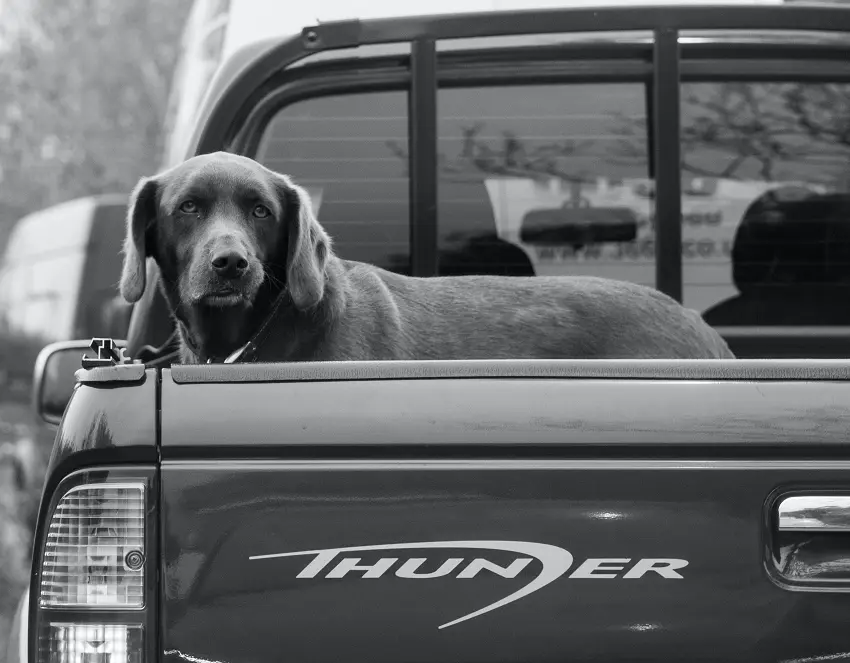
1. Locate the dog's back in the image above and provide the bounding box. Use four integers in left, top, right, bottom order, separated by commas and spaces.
314, 263, 735, 361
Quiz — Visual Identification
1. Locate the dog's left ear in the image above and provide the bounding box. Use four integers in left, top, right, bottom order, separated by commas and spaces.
280, 178, 332, 310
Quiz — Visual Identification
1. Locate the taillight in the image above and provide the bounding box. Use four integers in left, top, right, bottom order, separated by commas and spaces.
40, 483, 145, 609
39, 625, 144, 663
32, 468, 156, 663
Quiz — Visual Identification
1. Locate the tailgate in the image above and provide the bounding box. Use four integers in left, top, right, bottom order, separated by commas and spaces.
159, 361, 850, 663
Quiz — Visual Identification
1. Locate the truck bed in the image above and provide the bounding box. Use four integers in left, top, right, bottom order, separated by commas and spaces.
146, 360, 850, 663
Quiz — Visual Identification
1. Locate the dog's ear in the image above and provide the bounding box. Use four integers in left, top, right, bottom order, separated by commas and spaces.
120, 177, 158, 303
281, 178, 331, 310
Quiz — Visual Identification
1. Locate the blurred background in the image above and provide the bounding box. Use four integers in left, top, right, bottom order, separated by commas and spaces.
0, 0, 194, 650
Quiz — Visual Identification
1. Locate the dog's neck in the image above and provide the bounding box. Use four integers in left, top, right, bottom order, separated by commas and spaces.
182, 297, 286, 364
178, 305, 255, 363
168, 267, 343, 364
159, 273, 278, 363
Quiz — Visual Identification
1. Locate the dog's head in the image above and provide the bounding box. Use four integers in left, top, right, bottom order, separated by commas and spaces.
120, 152, 331, 356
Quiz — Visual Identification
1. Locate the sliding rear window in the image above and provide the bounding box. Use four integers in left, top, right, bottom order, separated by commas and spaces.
252, 41, 850, 328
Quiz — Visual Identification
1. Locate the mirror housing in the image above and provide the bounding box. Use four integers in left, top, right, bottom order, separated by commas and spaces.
32, 339, 127, 426
520, 205, 639, 246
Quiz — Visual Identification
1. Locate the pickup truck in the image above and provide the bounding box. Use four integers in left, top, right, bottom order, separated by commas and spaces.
13, 4, 850, 663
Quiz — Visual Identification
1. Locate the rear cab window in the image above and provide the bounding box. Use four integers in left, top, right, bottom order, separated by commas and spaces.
681, 79, 850, 326
255, 91, 411, 272
243, 27, 850, 356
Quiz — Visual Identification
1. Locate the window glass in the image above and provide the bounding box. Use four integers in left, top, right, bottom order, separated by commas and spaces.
0, 203, 91, 340
682, 81, 850, 326
437, 83, 653, 281
0, 251, 84, 340
255, 91, 410, 273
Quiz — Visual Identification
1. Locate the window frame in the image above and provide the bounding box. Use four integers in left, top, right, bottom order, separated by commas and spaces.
197, 4, 850, 298
235, 39, 850, 288
232, 38, 850, 264
234, 43, 656, 280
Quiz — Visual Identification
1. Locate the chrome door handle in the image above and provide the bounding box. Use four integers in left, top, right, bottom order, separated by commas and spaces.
777, 495, 850, 532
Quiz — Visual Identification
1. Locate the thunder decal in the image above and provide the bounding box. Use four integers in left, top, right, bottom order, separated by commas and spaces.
250, 540, 688, 629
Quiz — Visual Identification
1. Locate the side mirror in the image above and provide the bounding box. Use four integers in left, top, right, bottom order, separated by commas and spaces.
32, 339, 126, 426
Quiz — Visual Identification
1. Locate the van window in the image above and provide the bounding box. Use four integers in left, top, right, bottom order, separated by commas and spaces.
436, 83, 651, 280
254, 91, 411, 273
682, 81, 850, 326
0, 248, 86, 340
0, 201, 93, 340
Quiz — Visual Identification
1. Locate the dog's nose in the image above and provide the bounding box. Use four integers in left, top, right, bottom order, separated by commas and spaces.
211, 251, 249, 279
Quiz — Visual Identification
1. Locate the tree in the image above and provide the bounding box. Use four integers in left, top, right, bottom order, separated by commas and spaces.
608, 81, 850, 188
0, 0, 194, 217
0, 2, 194, 652
387, 122, 598, 186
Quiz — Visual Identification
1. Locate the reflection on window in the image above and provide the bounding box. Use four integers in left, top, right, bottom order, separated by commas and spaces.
254, 91, 410, 273
681, 82, 850, 325
436, 83, 652, 282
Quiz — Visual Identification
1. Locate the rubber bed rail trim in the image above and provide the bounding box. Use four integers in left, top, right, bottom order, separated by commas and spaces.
169, 359, 850, 384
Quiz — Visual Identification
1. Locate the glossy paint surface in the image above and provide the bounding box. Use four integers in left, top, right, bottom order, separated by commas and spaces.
45, 370, 158, 478
161, 459, 850, 663
160, 370, 850, 448
40, 364, 850, 661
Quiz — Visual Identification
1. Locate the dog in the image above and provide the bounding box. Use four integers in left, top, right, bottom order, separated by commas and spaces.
119, 152, 735, 364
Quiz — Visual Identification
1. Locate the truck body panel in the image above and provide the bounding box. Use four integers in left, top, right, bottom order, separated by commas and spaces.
160, 458, 850, 663
154, 362, 850, 661
46, 368, 158, 477
160, 363, 850, 449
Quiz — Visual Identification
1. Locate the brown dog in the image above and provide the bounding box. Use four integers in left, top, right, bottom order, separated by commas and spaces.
119, 152, 734, 364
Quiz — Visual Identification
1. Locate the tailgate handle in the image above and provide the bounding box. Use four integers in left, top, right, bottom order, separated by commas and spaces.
777, 495, 850, 532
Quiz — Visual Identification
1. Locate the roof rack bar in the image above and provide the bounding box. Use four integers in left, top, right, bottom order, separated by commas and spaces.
196, 6, 850, 161
351, 6, 850, 44
653, 27, 683, 303
409, 37, 439, 277
301, 20, 362, 52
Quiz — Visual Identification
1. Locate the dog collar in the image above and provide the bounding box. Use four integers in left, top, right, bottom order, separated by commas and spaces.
179, 288, 291, 364
223, 343, 251, 364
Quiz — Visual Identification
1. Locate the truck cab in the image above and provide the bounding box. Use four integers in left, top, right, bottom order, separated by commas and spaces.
132, 0, 850, 363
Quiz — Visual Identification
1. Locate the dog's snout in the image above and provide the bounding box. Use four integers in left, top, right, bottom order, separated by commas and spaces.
211, 250, 249, 279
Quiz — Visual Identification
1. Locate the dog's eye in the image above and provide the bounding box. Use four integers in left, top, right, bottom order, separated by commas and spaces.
252, 204, 271, 219
179, 201, 199, 214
